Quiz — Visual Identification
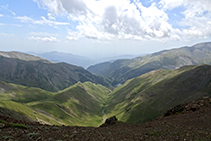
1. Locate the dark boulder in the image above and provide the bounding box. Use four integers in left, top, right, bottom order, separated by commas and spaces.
99, 116, 118, 127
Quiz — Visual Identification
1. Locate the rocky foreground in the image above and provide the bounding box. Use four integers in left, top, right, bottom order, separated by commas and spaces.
0, 97, 211, 141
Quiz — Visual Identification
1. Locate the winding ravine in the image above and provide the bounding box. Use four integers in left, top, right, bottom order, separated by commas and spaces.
102, 107, 107, 123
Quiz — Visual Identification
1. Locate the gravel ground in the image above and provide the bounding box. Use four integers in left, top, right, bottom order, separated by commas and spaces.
0, 97, 211, 141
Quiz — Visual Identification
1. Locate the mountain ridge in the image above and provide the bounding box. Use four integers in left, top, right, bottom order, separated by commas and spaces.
1, 42, 211, 128
0, 81, 110, 126
0, 54, 111, 92
0, 51, 51, 63
87, 42, 211, 86
105, 64, 211, 123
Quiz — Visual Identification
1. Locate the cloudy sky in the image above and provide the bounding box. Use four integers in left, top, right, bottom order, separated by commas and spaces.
0, 0, 211, 58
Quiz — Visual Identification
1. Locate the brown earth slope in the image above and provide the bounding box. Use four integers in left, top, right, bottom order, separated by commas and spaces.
0, 97, 211, 141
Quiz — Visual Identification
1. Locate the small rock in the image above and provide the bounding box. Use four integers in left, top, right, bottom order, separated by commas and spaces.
191, 104, 198, 111
0, 123, 5, 128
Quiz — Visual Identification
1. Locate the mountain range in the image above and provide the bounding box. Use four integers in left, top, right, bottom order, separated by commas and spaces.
0, 51, 111, 92
0, 64, 211, 127
0, 42, 211, 127
30, 51, 95, 68
87, 42, 211, 86
31, 51, 141, 68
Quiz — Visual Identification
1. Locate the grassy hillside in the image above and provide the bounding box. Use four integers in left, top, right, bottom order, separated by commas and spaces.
1, 63, 211, 126
105, 64, 211, 123
29, 82, 110, 126
0, 81, 110, 126
0, 54, 112, 92
88, 42, 211, 86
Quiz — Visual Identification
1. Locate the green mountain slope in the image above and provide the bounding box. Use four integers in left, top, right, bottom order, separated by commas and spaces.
87, 62, 112, 75
87, 42, 211, 86
105, 64, 211, 123
0, 81, 110, 126
0, 53, 111, 92
0, 51, 51, 63
1, 65, 211, 126
29, 82, 110, 126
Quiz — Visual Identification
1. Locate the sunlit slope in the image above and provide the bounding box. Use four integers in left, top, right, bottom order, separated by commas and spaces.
0, 81, 64, 125
106, 64, 211, 123
0, 51, 51, 63
29, 82, 110, 126
1, 65, 211, 126
0, 81, 55, 102
0, 81, 110, 126
88, 42, 211, 86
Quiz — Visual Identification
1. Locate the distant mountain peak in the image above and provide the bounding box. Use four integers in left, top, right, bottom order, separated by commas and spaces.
0, 51, 51, 63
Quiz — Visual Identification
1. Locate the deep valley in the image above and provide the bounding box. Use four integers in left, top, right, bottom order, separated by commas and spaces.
0, 42, 211, 140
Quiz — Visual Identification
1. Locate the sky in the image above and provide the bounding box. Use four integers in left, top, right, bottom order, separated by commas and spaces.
0, 0, 211, 59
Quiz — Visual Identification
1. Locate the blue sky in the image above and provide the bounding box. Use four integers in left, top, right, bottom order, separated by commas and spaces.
0, 0, 211, 58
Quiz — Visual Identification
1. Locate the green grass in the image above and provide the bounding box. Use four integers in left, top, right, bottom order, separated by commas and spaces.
0, 119, 27, 129
106, 65, 211, 123
0, 101, 65, 125
0, 80, 55, 103
11, 123, 27, 129
0, 80, 111, 127
0, 119, 7, 124
1, 64, 211, 126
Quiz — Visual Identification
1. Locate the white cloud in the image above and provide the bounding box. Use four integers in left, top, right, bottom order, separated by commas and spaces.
33, 0, 66, 15
28, 32, 60, 42
33, 0, 211, 41
47, 13, 56, 20
1, 4, 16, 16
159, 0, 184, 10
66, 29, 81, 40
29, 36, 60, 42
16, 16, 68, 27
160, 0, 211, 40
29, 32, 58, 37
0, 14, 3, 17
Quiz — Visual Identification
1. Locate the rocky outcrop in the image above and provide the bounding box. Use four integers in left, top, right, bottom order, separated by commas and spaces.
99, 116, 119, 127
164, 97, 211, 117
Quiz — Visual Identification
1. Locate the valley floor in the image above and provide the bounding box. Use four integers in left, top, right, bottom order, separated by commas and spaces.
1, 98, 211, 141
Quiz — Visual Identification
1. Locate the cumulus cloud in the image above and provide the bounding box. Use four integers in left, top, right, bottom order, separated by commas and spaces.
159, 0, 184, 10
0, 14, 3, 17
160, 0, 211, 40
33, 0, 211, 41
